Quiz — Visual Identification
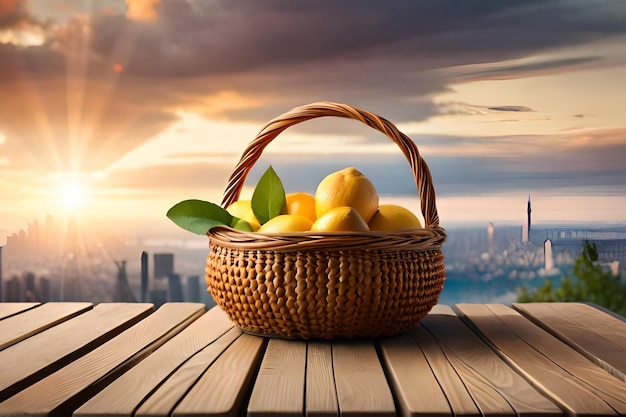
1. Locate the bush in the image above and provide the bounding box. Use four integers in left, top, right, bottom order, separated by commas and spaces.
517, 242, 626, 317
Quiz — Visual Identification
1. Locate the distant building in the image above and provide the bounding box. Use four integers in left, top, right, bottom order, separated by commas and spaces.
114, 260, 137, 302
0, 245, 4, 302
153, 253, 174, 280
168, 273, 183, 302
530, 226, 626, 272
527, 194, 532, 236
149, 289, 168, 308
3, 272, 52, 302
186, 275, 201, 303
141, 252, 149, 302
487, 223, 495, 254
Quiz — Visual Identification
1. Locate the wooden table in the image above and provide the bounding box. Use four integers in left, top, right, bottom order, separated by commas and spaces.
0, 302, 625, 416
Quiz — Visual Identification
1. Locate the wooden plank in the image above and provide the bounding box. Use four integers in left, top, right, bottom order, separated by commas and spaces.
305, 342, 339, 417
134, 327, 242, 417
486, 303, 626, 413
0, 302, 153, 402
0, 303, 39, 320
514, 302, 626, 381
586, 302, 626, 323
247, 338, 307, 417
378, 332, 452, 417
74, 306, 235, 417
0, 302, 92, 350
332, 340, 395, 417
420, 312, 562, 416
455, 303, 623, 416
171, 333, 265, 417
410, 326, 481, 416
0, 303, 205, 417
429, 304, 456, 315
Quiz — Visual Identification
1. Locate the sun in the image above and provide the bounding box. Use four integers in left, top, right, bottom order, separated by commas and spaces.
59, 181, 88, 209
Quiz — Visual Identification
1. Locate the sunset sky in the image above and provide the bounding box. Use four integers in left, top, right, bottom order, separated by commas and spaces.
1, 0, 625, 243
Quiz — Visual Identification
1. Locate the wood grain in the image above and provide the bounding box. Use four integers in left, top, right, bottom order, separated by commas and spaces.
486, 303, 626, 413
0, 303, 39, 320
75, 306, 235, 417
378, 332, 451, 417
410, 325, 481, 416
455, 303, 623, 416
247, 338, 307, 417
514, 302, 626, 381
305, 342, 339, 417
0, 302, 92, 350
172, 333, 266, 417
420, 312, 561, 416
332, 340, 395, 417
429, 304, 456, 316
0, 302, 153, 402
0, 303, 204, 417
135, 326, 243, 417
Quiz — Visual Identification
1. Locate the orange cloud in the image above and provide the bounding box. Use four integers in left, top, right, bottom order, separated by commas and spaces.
0, 0, 23, 20
126, 0, 161, 22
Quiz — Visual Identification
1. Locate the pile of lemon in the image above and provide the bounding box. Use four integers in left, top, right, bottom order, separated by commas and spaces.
228, 167, 422, 233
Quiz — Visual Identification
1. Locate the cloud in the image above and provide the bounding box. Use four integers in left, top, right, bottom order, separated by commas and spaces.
113, 127, 626, 202
126, 0, 161, 21
461, 56, 602, 81
438, 102, 536, 116
0, 0, 625, 175
0, 0, 26, 27
488, 106, 534, 112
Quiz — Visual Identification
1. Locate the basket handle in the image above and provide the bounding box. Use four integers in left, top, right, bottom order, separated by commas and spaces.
221, 101, 441, 228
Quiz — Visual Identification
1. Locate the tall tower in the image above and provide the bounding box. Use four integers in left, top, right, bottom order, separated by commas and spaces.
487, 222, 495, 254
544, 239, 554, 272
0, 245, 3, 302
527, 194, 532, 240
141, 251, 148, 302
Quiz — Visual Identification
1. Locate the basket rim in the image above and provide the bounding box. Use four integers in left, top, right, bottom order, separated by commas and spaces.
207, 224, 447, 252
220, 101, 442, 229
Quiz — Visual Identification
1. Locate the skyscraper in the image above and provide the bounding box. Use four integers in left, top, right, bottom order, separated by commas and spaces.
544, 239, 554, 272
527, 194, 532, 238
153, 253, 174, 280
0, 245, 3, 302
141, 252, 148, 302
487, 222, 495, 254
168, 273, 183, 302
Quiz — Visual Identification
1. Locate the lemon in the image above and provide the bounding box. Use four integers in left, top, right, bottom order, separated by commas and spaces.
229, 217, 254, 232
286, 192, 317, 222
226, 200, 261, 231
368, 204, 422, 232
257, 214, 313, 233
310, 206, 370, 232
315, 167, 379, 223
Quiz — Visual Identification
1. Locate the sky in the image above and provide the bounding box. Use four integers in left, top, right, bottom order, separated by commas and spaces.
1, 0, 625, 244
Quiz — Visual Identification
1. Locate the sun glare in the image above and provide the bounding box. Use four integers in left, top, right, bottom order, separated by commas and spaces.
60, 182, 88, 209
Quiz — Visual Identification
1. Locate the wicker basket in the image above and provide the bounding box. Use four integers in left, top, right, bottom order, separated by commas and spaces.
205, 102, 447, 339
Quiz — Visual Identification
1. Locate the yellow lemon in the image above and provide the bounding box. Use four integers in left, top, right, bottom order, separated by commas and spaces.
310, 206, 370, 232
286, 192, 317, 222
257, 214, 313, 233
368, 204, 423, 232
315, 167, 379, 223
226, 200, 261, 231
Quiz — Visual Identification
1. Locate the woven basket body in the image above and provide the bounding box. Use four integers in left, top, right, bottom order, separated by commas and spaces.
206, 102, 447, 339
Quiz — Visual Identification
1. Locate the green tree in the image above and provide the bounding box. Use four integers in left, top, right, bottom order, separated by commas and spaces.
518, 241, 626, 316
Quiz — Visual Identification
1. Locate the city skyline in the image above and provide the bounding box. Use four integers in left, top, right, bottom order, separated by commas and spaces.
1, 1, 625, 242
3, 210, 623, 305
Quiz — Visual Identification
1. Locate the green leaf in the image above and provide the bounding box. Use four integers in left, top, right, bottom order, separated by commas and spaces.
166, 199, 233, 235
230, 217, 254, 232
251, 165, 287, 224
